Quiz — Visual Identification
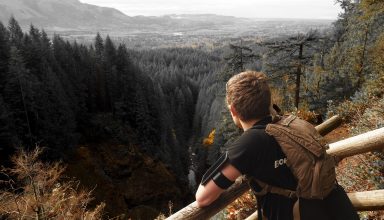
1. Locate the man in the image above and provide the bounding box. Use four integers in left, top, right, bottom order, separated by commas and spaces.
195, 71, 358, 220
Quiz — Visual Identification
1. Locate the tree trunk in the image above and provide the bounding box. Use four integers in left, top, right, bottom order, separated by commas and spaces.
294, 44, 303, 109
356, 22, 370, 88
18, 75, 32, 143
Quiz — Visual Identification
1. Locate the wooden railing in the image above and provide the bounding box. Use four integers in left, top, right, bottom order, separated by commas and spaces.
166, 116, 384, 220
245, 189, 384, 220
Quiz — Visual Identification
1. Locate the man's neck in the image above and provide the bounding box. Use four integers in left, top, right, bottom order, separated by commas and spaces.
240, 118, 262, 131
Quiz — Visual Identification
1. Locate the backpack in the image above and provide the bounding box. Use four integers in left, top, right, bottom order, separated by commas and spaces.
251, 114, 336, 199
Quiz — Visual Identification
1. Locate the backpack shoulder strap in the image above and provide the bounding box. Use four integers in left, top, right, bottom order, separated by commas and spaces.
278, 115, 297, 126
248, 177, 297, 198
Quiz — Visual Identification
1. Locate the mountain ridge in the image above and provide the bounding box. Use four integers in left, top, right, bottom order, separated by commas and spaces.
0, 0, 334, 39
0, 0, 129, 31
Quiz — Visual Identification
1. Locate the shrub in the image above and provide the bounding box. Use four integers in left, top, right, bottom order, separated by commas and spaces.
0, 147, 105, 219
326, 91, 378, 124
334, 97, 384, 219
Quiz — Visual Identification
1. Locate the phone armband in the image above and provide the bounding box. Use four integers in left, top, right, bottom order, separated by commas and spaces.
212, 171, 234, 189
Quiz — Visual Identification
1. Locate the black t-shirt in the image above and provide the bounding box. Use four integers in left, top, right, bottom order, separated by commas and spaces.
226, 116, 359, 220
227, 116, 297, 220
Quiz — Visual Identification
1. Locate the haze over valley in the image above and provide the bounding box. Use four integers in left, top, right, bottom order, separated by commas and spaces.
0, 0, 334, 48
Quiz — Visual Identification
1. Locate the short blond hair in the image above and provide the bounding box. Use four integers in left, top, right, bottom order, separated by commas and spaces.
226, 71, 271, 121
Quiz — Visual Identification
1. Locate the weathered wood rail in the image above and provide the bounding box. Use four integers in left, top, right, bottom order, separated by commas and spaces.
245, 189, 384, 220
166, 116, 384, 220
315, 115, 342, 136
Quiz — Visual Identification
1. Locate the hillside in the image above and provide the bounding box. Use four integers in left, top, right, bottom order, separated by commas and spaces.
0, 0, 129, 31
0, 0, 246, 32
0, 0, 333, 38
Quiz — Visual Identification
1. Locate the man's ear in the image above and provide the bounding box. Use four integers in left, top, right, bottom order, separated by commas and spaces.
229, 105, 238, 117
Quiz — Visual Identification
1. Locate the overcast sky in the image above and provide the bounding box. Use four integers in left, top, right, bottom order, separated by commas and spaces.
79, 0, 342, 19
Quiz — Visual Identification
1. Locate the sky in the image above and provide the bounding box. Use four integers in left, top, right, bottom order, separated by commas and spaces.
79, 0, 342, 19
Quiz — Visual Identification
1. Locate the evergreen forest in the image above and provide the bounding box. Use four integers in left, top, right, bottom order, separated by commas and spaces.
0, 0, 383, 219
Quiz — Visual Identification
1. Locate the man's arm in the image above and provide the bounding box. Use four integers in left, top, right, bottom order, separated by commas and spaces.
195, 163, 242, 207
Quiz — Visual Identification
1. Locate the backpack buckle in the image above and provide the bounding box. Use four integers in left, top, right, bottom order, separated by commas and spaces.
288, 191, 296, 198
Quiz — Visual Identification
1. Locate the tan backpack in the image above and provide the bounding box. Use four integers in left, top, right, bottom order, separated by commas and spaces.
251, 114, 336, 199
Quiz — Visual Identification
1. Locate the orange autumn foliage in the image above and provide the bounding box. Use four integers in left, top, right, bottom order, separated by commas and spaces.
203, 129, 216, 146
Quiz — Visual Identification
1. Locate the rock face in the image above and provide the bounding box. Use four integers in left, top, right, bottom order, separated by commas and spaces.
65, 143, 191, 219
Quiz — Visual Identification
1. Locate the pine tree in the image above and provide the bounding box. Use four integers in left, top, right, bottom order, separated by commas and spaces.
263, 31, 320, 110
0, 95, 16, 156
40, 30, 53, 61
325, 0, 383, 100
94, 32, 104, 62
3, 47, 36, 145
8, 17, 23, 48
104, 35, 118, 113
104, 35, 116, 63
223, 41, 258, 81
35, 65, 76, 152
0, 22, 10, 91
93, 33, 108, 111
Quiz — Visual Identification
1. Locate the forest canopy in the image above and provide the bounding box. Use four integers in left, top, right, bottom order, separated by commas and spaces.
0, 0, 383, 218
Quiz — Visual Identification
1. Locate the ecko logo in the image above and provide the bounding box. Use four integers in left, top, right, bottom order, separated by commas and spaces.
274, 158, 287, 168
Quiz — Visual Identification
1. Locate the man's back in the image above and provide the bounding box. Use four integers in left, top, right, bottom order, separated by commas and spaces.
227, 116, 297, 219
226, 116, 359, 220
196, 71, 359, 220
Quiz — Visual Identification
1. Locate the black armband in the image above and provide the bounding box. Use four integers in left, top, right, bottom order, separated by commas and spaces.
201, 152, 229, 186
212, 172, 234, 189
